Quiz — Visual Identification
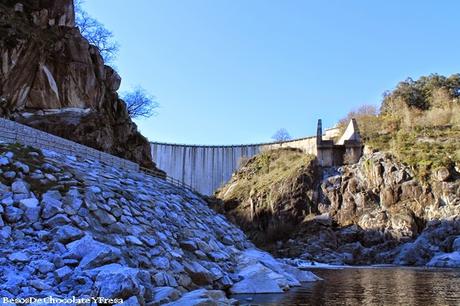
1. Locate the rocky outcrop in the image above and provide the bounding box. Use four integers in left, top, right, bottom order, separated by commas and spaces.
215, 148, 320, 245
0, 143, 318, 304
0, 0, 154, 169
309, 152, 460, 265
215, 149, 460, 266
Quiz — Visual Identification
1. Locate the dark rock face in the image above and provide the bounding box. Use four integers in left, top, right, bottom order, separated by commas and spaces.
0, 0, 155, 168
215, 149, 321, 246
301, 153, 459, 265
216, 151, 460, 266
319, 153, 431, 239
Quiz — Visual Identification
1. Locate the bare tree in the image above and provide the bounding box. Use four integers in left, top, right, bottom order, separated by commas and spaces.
338, 104, 380, 140
74, 0, 85, 15
122, 87, 159, 119
272, 128, 291, 142
74, 0, 119, 64
338, 104, 378, 128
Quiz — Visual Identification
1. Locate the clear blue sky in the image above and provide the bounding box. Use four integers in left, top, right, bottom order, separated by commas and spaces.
81, 0, 460, 145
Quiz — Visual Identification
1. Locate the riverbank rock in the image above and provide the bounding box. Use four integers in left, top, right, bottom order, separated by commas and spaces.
230, 249, 319, 294
427, 252, 460, 267
215, 149, 460, 267
164, 289, 238, 306
0, 143, 318, 303
315, 153, 460, 266
0, 0, 156, 169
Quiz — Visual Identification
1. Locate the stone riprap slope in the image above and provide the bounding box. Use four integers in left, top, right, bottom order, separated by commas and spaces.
0, 143, 318, 305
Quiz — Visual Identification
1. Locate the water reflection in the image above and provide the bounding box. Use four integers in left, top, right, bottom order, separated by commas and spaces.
232, 267, 460, 306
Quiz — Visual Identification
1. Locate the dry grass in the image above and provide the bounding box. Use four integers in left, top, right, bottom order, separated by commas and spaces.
217, 148, 315, 204
216, 148, 318, 245
349, 102, 460, 182
339, 82, 460, 182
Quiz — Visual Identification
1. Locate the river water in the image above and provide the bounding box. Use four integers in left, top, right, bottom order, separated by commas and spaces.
232, 267, 460, 306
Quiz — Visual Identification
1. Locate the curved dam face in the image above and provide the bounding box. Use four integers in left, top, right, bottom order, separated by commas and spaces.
150, 137, 317, 195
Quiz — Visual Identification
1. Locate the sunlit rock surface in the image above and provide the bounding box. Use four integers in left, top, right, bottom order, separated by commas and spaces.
0, 0, 154, 169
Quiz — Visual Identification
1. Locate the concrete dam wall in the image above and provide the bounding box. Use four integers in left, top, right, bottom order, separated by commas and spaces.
150, 136, 318, 195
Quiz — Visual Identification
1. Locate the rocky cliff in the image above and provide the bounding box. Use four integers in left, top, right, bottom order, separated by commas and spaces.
214, 148, 320, 245
0, 143, 319, 304
216, 148, 460, 267
0, 0, 154, 169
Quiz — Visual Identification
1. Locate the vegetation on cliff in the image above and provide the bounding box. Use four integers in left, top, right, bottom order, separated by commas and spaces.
340, 73, 460, 182
216, 148, 319, 245
216, 149, 460, 266
75, 0, 119, 63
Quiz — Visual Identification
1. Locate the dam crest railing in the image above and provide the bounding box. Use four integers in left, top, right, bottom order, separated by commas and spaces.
149, 135, 317, 148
